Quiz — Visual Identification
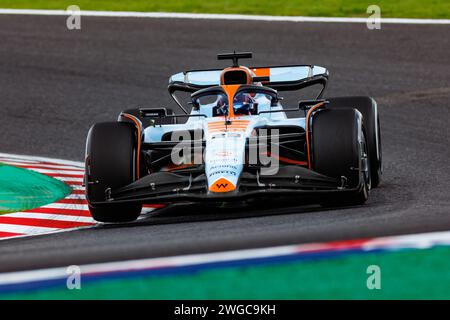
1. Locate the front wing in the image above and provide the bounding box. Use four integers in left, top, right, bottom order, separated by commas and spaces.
88, 165, 364, 206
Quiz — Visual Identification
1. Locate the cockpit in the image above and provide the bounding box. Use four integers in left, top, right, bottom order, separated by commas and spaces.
191, 86, 279, 117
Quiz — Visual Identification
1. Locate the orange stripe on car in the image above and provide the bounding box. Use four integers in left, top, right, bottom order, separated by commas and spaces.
221, 84, 241, 118
261, 152, 308, 166
166, 163, 195, 172
251, 67, 270, 78
121, 113, 142, 179
208, 120, 250, 133
305, 102, 326, 169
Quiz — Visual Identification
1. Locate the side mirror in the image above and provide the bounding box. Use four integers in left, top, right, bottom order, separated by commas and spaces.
139, 107, 168, 118
271, 96, 283, 107
298, 99, 327, 111
188, 101, 200, 110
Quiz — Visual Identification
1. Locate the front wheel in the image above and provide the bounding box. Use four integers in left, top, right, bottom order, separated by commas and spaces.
85, 122, 142, 222
327, 96, 382, 188
311, 108, 370, 207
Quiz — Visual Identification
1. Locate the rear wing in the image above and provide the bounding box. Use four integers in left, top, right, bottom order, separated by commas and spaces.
168, 65, 329, 95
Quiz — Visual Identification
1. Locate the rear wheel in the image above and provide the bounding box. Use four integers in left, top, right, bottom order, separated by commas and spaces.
85, 122, 142, 222
327, 96, 382, 187
311, 108, 370, 206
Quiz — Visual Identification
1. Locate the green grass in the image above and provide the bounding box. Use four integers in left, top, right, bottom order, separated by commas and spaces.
0, 0, 449, 19
3, 246, 450, 299
0, 163, 71, 214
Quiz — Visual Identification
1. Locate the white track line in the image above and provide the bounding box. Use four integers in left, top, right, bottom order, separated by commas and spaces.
54, 177, 84, 183
1, 161, 83, 168
70, 185, 85, 191
41, 203, 88, 211
0, 158, 40, 164
6, 212, 95, 223
0, 161, 83, 171
26, 168, 84, 174
0, 224, 58, 235
0, 9, 449, 24
0, 225, 95, 241
65, 194, 86, 200
4, 164, 81, 172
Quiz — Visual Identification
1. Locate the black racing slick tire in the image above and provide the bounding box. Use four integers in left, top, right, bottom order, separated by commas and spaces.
85, 122, 142, 222
327, 96, 382, 188
311, 108, 370, 206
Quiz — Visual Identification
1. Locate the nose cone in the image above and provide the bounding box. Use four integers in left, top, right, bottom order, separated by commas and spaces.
209, 177, 236, 193
204, 119, 250, 195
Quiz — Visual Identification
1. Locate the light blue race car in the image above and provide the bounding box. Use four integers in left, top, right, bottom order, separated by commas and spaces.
84, 52, 382, 222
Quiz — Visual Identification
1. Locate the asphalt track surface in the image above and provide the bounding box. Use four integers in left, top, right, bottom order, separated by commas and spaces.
0, 15, 449, 272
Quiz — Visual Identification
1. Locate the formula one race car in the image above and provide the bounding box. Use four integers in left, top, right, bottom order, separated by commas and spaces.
85, 52, 382, 222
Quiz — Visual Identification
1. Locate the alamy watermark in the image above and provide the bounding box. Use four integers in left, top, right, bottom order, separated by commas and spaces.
171, 129, 280, 176
66, 265, 81, 290
367, 5, 381, 30
66, 5, 81, 30
366, 265, 381, 290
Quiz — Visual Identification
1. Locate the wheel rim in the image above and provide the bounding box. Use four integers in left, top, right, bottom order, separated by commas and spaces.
361, 131, 371, 191
377, 117, 382, 175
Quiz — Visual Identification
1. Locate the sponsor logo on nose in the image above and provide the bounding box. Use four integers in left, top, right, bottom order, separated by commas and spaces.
209, 177, 236, 193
